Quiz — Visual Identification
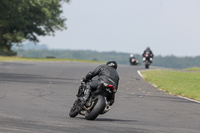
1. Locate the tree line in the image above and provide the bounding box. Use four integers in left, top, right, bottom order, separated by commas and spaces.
14, 48, 200, 69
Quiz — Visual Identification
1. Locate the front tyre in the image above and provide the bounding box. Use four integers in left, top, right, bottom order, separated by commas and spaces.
145, 64, 149, 69
85, 95, 106, 120
69, 100, 79, 118
145, 61, 149, 69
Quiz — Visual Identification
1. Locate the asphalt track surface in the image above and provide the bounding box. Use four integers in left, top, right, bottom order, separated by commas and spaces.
0, 61, 200, 133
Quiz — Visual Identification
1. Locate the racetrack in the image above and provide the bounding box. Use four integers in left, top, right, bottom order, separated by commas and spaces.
0, 61, 200, 133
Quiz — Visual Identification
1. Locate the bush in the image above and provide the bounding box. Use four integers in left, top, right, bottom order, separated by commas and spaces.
0, 50, 17, 56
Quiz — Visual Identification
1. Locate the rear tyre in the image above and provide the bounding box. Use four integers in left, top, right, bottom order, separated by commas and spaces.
145, 61, 149, 69
69, 100, 79, 118
85, 95, 106, 120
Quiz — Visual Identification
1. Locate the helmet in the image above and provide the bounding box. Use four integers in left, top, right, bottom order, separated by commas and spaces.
146, 47, 150, 50
130, 54, 133, 57
106, 61, 118, 69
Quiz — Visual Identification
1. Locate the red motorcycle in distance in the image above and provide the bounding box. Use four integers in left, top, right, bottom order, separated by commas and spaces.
130, 57, 139, 65
129, 54, 139, 65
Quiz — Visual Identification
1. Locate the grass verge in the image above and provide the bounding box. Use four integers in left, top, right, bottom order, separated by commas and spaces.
141, 69, 200, 101
0, 56, 103, 63
184, 67, 200, 72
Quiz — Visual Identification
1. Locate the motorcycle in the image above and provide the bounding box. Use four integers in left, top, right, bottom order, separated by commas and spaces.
143, 52, 152, 69
69, 80, 116, 120
129, 57, 138, 65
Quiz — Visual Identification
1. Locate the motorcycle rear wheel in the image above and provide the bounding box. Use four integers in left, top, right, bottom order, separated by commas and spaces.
85, 95, 106, 120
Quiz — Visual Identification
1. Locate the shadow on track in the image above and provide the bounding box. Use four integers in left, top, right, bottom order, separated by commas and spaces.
74, 117, 138, 122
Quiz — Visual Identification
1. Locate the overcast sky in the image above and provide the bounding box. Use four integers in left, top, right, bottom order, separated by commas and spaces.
38, 0, 200, 57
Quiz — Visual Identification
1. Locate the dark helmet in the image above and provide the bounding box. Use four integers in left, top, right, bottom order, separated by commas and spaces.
106, 61, 118, 69
146, 47, 150, 50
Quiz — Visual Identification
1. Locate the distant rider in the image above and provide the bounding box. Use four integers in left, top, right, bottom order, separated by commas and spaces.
129, 54, 138, 65
80, 61, 120, 106
142, 47, 154, 62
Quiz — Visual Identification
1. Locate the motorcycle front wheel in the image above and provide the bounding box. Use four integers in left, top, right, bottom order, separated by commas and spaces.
145, 61, 149, 69
85, 95, 106, 120
69, 100, 79, 118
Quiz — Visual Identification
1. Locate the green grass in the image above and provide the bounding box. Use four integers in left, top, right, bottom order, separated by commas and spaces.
141, 69, 200, 101
184, 67, 200, 72
0, 56, 103, 63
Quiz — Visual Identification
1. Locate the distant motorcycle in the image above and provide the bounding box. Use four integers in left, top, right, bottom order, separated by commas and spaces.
129, 57, 139, 65
69, 80, 116, 120
143, 52, 152, 69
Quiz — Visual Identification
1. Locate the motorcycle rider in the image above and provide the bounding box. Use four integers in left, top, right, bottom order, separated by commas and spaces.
142, 47, 154, 62
129, 54, 138, 65
80, 61, 119, 106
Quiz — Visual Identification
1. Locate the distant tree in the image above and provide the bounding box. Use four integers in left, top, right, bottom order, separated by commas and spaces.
0, 0, 69, 52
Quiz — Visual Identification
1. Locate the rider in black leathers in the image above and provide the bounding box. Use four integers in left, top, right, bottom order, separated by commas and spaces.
80, 61, 119, 106
129, 54, 138, 65
142, 47, 154, 62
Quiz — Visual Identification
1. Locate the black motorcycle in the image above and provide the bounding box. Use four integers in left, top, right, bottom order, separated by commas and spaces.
144, 52, 152, 69
69, 80, 116, 120
129, 57, 138, 65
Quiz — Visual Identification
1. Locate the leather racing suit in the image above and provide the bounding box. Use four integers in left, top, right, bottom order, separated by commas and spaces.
142, 50, 154, 62
83, 64, 119, 106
